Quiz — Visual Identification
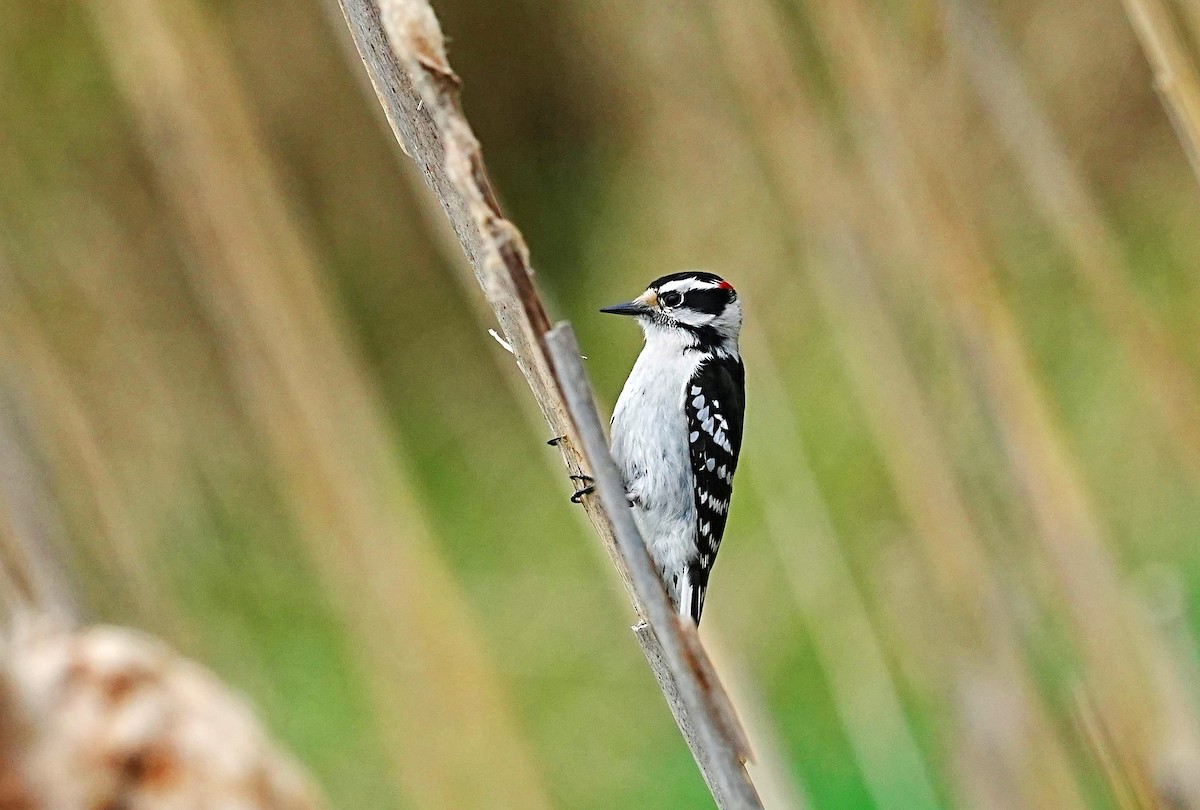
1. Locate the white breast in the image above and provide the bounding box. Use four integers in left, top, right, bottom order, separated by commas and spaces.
610, 338, 703, 584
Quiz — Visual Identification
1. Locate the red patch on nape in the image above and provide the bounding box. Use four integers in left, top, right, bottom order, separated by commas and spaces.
717, 280, 735, 292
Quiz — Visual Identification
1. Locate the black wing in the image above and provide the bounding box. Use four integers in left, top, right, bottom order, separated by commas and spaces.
684, 355, 745, 623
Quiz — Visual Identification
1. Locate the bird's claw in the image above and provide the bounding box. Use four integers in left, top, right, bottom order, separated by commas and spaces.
569, 474, 595, 504
547, 435, 564, 446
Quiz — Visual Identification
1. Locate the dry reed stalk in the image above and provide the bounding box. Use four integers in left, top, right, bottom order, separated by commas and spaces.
704, 639, 811, 810
807, 240, 1091, 810
80, 1, 553, 807
0, 384, 76, 622
1136, 573, 1200, 805
802, 0, 1200, 801
705, 1, 1090, 805
325, 3, 807, 803
0, 267, 74, 620
333, 1, 762, 806
587, 3, 940, 804
1122, 0, 1200, 186
741, 331, 941, 810
1184, 4, 1200, 61
0, 258, 174, 627
942, 0, 1200, 481
0, 613, 324, 809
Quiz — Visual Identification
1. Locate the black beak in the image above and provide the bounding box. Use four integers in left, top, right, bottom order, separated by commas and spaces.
599, 300, 651, 317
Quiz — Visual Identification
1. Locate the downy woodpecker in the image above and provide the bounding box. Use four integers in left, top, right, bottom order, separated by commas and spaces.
601, 271, 744, 624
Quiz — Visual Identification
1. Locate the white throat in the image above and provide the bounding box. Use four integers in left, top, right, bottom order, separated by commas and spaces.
639, 316, 741, 359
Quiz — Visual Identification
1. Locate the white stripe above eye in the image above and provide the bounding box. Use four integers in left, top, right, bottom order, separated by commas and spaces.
657, 278, 719, 295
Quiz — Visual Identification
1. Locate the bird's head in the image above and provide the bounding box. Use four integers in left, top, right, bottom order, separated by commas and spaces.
601, 271, 742, 354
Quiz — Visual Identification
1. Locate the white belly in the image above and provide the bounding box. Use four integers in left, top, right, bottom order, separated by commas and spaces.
610, 343, 702, 596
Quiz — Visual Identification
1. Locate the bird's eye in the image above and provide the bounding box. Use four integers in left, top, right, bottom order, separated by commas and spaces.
660, 291, 683, 308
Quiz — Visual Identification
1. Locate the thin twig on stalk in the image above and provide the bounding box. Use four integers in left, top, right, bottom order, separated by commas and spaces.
332, 1, 762, 806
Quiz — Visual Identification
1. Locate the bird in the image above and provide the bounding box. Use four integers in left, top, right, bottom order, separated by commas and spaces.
600, 270, 744, 624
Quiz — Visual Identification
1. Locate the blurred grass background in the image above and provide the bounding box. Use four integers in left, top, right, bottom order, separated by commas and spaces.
4, 0, 1200, 807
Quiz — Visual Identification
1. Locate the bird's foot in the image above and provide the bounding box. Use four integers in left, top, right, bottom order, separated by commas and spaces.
547, 435, 565, 447
569, 474, 594, 504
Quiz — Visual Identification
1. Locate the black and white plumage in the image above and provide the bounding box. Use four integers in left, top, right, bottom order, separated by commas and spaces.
602, 271, 745, 624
